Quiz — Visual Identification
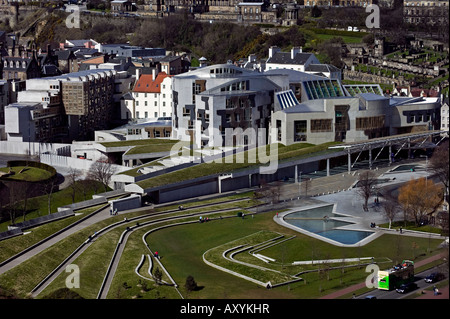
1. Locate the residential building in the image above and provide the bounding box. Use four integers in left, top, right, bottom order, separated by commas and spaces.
60, 39, 99, 50
265, 47, 321, 73
98, 44, 165, 59
2, 47, 41, 81
122, 70, 173, 120
111, 0, 133, 12
304, 0, 373, 6
3, 69, 118, 143
237, 2, 264, 23
159, 55, 191, 75
403, 0, 449, 26
55, 50, 79, 74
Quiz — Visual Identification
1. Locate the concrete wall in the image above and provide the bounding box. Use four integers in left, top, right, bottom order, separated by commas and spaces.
109, 194, 142, 212
158, 179, 218, 203
41, 153, 130, 173
0, 140, 70, 156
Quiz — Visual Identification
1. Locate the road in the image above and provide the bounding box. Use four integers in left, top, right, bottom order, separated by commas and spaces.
357, 267, 448, 299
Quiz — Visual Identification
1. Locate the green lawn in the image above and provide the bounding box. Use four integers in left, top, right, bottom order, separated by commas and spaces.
135, 142, 342, 190
0, 166, 53, 182
1, 189, 445, 299
110, 211, 445, 299
100, 139, 178, 148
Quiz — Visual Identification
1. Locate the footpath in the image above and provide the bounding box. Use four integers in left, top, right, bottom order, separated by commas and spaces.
319, 253, 447, 299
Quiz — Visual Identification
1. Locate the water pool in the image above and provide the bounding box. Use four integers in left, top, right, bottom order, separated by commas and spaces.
283, 205, 374, 246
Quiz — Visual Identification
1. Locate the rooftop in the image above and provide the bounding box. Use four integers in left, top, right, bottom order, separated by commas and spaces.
133, 72, 172, 93
267, 51, 315, 65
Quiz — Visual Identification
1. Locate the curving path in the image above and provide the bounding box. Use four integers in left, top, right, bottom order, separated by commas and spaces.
1, 196, 249, 298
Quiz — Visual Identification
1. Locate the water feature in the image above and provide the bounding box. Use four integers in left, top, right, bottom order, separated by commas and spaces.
283, 205, 375, 246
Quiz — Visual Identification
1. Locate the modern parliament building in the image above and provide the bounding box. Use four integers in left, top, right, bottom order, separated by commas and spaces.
172, 63, 442, 149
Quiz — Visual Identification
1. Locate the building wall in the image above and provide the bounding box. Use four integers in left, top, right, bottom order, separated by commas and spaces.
272, 95, 440, 146
441, 103, 449, 131
132, 76, 173, 119
403, 0, 449, 25
173, 65, 286, 148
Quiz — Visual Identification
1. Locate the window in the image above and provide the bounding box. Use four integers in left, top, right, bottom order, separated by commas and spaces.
294, 120, 307, 142
136, 111, 140, 118
145, 112, 148, 118
311, 119, 332, 132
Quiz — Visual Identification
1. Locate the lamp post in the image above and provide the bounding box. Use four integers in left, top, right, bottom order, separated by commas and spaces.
298, 170, 302, 196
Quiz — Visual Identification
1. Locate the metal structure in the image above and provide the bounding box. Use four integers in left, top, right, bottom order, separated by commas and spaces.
329, 130, 449, 173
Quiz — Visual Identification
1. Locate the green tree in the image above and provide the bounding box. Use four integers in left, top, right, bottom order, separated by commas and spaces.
184, 275, 198, 292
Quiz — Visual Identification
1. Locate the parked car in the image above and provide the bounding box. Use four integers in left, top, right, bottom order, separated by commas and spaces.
364, 295, 377, 299
396, 282, 418, 294
425, 272, 445, 283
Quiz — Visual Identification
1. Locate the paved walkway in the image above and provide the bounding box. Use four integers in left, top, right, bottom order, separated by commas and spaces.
319, 253, 447, 299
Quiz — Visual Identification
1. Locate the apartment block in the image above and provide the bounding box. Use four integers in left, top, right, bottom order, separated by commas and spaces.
4, 69, 117, 142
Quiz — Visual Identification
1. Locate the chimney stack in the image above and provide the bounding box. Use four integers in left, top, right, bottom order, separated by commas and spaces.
269, 46, 280, 59
291, 47, 301, 60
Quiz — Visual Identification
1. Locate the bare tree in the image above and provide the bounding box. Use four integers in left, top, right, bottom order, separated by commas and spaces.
87, 157, 117, 192
429, 140, 449, 196
67, 168, 82, 204
356, 170, 377, 212
41, 176, 58, 214
379, 188, 401, 229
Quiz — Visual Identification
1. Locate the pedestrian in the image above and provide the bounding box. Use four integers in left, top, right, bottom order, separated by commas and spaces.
433, 286, 438, 296
399, 227, 403, 234
276, 212, 279, 218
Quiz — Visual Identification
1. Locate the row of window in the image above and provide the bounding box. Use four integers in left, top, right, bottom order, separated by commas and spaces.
134, 111, 169, 118
4, 60, 27, 69
132, 100, 171, 107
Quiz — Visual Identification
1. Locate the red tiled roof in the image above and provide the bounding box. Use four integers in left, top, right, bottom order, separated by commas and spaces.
80, 56, 107, 64
410, 88, 439, 98
132, 72, 172, 93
